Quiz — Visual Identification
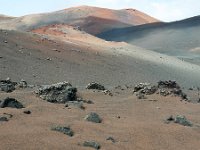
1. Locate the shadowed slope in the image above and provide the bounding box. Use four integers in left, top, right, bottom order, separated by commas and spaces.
98, 16, 200, 57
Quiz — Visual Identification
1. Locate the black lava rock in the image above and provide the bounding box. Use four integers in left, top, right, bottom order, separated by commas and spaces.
0, 97, 24, 109
51, 126, 74, 137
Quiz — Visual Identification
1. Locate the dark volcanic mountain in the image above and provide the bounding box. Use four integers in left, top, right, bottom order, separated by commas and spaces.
98, 15, 200, 63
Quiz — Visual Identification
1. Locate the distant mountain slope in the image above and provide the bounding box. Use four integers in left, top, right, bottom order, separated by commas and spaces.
98, 16, 200, 56
0, 6, 159, 34
0, 15, 14, 21
1, 29, 200, 87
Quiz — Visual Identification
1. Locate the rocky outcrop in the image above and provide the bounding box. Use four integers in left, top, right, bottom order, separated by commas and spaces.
134, 80, 187, 100
35, 81, 77, 103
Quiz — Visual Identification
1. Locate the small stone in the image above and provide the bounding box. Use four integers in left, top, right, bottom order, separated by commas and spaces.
17, 79, 28, 88
51, 126, 74, 137
106, 137, 116, 143
23, 110, 31, 114
3, 113, 13, 118
83, 141, 101, 149
136, 92, 147, 99
83, 100, 94, 104
167, 115, 174, 121
188, 88, 193, 90
103, 90, 113, 96
67, 101, 85, 110
0, 117, 8, 122
174, 115, 193, 127
46, 57, 52, 61
85, 112, 102, 123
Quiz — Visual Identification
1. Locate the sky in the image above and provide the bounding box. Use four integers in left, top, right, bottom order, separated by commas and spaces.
0, 0, 200, 22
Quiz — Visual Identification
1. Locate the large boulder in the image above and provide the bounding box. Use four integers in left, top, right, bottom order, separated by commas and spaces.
0, 97, 24, 109
35, 81, 77, 103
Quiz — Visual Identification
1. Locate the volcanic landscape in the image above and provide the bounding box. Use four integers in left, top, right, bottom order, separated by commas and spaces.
0, 5, 200, 150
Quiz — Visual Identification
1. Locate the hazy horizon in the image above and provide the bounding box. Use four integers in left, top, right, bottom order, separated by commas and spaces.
0, 0, 200, 22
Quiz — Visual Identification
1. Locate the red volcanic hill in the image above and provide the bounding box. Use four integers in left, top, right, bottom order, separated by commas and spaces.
0, 6, 160, 34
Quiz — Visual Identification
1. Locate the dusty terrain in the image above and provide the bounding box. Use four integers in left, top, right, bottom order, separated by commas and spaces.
0, 87, 200, 150
0, 5, 200, 150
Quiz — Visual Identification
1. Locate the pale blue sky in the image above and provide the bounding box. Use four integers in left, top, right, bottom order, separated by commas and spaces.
0, 0, 200, 22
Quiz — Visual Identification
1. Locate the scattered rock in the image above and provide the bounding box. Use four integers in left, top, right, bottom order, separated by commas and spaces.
0, 117, 8, 122
76, 98, 94, 104
85, 112, 102, 123
46, 57, 52, 61
133, 83, 150, 93
51, 126, 74, 137
83, 141, 101, 150
67, 101, 85, 110
134, 83, 157, 99
103, 90, 113, 96
0, 97, 24, 109
86, 82, 105, 90
23, 110, 31, 114
164, 115, 174, 124
0, 78, 17, 93
52, 49, 61, 52
84, 100, 94, 104
106, 136, 116, 143
17, 79, 28, 88
3, 113, 13, 118
158, 80, 179, 89
35, 82, 77, 103
134, 80, 187, 100
174, 115, 193, 127
167, 115, 174, 121
136, 92, 147, 99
